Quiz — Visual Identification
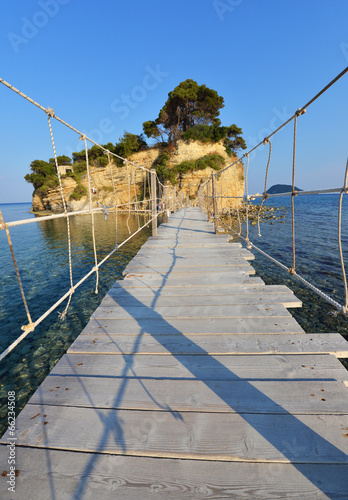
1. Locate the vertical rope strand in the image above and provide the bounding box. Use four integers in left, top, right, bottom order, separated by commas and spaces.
132, 165, 140, 229
47, 116, 74, 318
257, 139, 272, 237
107, 152, 118, 249
125, 160, 131, 234
245, 154, 251, 246
338, 158, 348, 313
0, 210, 34, 331
290, 114, 298, 275
234, 163, 242, 236
83, 137, 99, 294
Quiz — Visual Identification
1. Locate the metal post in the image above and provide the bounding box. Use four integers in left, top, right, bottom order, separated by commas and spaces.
207, 181, 211, 222
150, 169, 157, 236
211, 174, 219, 234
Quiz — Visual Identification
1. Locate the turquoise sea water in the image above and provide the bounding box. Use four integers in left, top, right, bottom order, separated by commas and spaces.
0, 203, 152, 436
0, 196, 348, 436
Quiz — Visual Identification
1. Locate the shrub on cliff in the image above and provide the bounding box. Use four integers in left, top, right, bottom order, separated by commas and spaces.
153, 152, 226, 185
70, 184, 87, 200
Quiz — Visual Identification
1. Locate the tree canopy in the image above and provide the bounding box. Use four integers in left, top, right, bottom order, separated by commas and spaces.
143, 79, 225, 142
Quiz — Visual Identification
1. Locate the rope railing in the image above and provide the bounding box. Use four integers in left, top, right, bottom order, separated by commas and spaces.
0, 78, 178, 362
198, 65, 348, 315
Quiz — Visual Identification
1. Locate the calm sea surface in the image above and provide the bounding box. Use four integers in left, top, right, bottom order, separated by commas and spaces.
0, 196, 348, 435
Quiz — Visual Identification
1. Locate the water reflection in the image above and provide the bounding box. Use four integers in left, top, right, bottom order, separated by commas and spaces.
0, 211, 151, 436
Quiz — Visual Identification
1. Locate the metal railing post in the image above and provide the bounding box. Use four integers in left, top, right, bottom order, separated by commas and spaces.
150, 169, 157, 236
211, 174, 219, 234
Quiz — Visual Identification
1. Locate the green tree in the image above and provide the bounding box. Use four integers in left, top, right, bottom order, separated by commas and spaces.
24, 159, 56, 190
114, 132, 148, 165
49, 155, 72, 166
143, 79, 224, 142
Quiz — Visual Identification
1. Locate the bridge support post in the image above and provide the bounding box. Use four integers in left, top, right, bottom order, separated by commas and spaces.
150, 169, 157, 237
207, 181, 211, 222
211, 174, 219, 234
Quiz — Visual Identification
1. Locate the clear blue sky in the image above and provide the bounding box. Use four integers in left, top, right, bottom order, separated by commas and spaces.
0, 0, 347, 202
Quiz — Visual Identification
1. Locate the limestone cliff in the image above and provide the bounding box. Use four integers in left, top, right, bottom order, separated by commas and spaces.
31, 140, 244, 213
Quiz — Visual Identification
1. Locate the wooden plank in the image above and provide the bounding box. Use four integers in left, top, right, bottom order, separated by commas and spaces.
100, 292, 302, 308
123, 266, 255, 286
68, 333, 348, 357
112, 276, 265, 288
124, 264, 256, 275
107, 284, 298, 297
0, 448, 346, 500
26, 377, 348, 414
3, 406, 347, 463
135, 248, 254, 259
90, 304, 293, 320
79, 317, 305, 335
126, 257, 256, 267
48, 353, 348, 382
143, 242, 240, 248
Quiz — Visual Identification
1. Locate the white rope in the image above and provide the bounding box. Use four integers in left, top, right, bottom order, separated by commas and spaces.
217, 216, 348, 314
132, 164, 140, 230
0, 212, 161, 362
338, 158, 348, 314
0, 209, 34, 332
47, 115, 74, 319
125, 160, 131, 234
82, 136, 99, 294
244, 154, 251, 246
234, 162, 242, 236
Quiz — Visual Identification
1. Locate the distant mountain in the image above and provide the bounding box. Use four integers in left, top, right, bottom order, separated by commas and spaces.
266, 184, 303, 194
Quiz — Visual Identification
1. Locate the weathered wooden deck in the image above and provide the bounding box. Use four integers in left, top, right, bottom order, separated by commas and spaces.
1, 207, 348, 499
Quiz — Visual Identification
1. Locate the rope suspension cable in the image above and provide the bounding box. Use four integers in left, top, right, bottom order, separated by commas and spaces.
244, 154, 251, 249
338, 158, 348, 314
0, 78, 166, 362
125, 160, 131, 234
234, 162, 242, 236
0, 211, 160, 363
47, 113, 75, 319
0, 210, 34, 334
82, 136, 99, 294
106, 151, 119, 249
257, 138, 272, 237
0, 77, 149, 175
289, 112, 300, 275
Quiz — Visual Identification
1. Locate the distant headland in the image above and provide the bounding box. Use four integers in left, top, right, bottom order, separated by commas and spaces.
266, 184, 303, 194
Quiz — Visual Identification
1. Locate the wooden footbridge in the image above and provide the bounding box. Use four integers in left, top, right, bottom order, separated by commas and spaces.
1, 207, 348, 499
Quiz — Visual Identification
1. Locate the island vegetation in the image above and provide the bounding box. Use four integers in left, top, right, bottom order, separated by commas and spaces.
24, 79, 247, 198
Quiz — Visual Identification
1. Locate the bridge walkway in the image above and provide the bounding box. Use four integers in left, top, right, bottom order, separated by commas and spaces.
1, 207, 348, 499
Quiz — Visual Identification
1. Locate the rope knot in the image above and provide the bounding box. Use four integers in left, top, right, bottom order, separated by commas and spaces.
296, 108, 306, 116
21, 322, 35, 333
79, 134, 86, 141
288, 267, 296, 276
45, 107, 55, 118
263, 137, 269, 145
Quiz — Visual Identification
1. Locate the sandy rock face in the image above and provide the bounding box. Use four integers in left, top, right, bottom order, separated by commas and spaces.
31, 140, 244, 213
